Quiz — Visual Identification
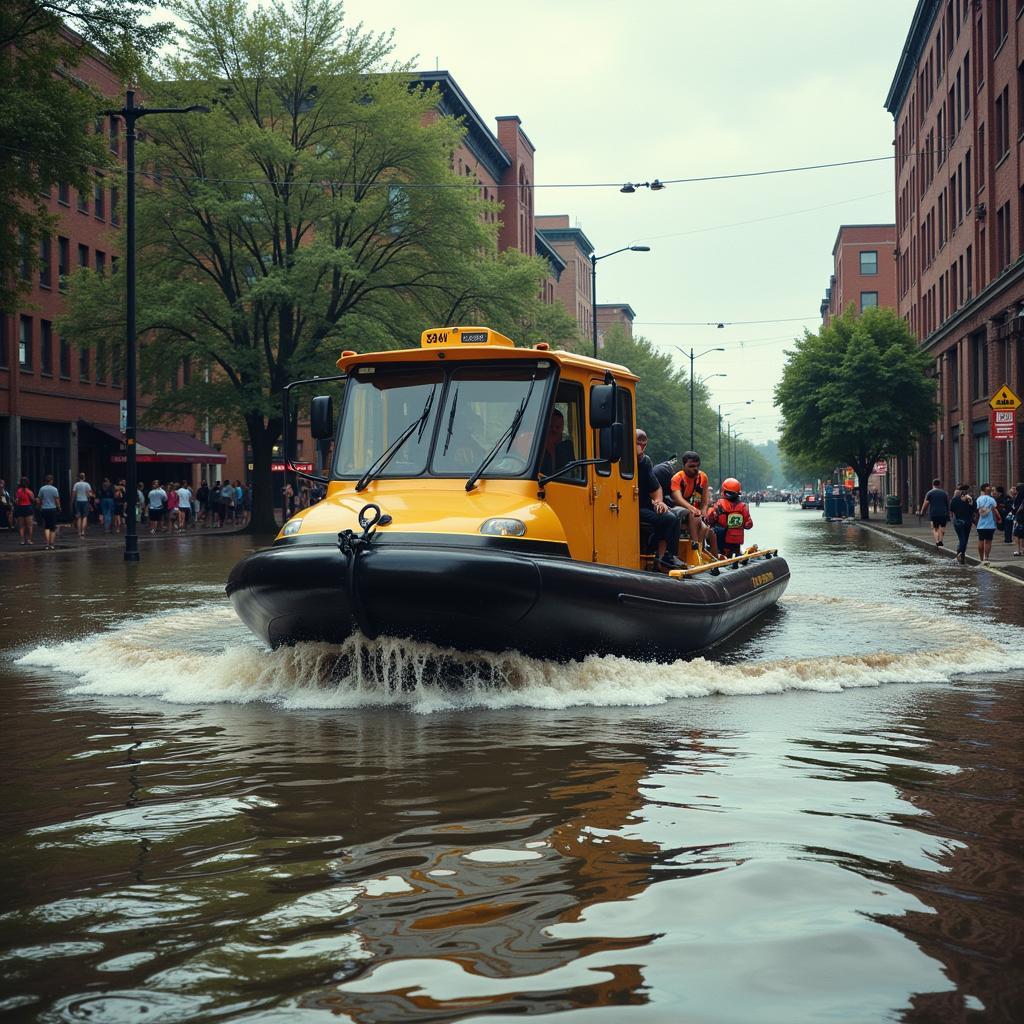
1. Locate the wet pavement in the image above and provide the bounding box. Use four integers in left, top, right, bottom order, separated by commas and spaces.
1, 504, 1022, 1023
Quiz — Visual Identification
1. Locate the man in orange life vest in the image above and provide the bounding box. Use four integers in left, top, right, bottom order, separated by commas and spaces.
708, 477, 753, 561
669, 451, 718, 556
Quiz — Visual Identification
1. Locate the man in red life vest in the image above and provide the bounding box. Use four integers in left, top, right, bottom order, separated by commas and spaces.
708, 477, 753, 562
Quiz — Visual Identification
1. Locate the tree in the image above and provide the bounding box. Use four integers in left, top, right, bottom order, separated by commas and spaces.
0, 1, 173, 310
62, 0, 564, 532
774, 306, 937, 519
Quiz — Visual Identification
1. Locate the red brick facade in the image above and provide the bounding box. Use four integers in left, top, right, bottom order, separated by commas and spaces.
820, 225, 898, 326
886, 0, 1024, 504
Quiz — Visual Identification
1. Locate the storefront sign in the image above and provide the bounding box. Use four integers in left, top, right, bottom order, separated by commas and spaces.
991, 409, 1016, 441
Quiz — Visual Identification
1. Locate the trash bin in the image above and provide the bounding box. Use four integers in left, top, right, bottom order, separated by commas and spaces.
885, 494, 903, 525
824, 492, 841, 519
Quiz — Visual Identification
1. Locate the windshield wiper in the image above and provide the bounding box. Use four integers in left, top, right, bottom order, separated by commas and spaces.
465, 374, 537, 492
442, 386, 460, 455
355, 384, 437, 492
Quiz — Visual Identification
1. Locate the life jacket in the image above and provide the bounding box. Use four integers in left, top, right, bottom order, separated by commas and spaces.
710, 498, 752, 545
670, 469, 708, 508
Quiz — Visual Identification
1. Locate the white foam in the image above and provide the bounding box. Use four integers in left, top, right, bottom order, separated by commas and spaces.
462, 848, 544, 863
14, 600, 1024, 714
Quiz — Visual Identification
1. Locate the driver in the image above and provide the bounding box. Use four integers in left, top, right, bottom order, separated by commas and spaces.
540, 409, 575, 475
447, 409, 486, 468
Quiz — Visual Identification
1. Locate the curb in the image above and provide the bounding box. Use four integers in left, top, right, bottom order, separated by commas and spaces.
856, 520, 1024, 584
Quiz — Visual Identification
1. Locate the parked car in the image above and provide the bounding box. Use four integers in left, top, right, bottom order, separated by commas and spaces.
800, 490, 823, 510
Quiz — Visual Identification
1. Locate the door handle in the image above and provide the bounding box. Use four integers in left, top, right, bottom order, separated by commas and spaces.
609, 502, 620, 513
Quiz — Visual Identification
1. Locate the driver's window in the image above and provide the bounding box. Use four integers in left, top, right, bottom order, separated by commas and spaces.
541, 382, 585, 484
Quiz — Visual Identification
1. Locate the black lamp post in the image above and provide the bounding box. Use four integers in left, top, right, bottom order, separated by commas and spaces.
674, 346, 725, 450
590, 245, 650, 357
103, 90, 208, 562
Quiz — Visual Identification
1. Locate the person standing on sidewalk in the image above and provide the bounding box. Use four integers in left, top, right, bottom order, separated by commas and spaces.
97, 477, 116, 534
147, 480, 168, 534
1011, 483, 1024, 558
950, 484, 975, 565
919, 478, 950, 548
37, 475, 62, 550
71, 473, 93, 540
14, 477, 35, 545
0, 478, 11, 531
974, 483, 1000, 565
994, 486, 1013, 544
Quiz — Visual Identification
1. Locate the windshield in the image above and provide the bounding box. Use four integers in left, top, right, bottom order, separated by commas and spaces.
332, 362, 551, 480
333, 366, 444, 479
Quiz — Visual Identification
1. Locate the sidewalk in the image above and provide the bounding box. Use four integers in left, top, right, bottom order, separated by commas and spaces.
856, 514, 1024, 583
0, 519, 253, 557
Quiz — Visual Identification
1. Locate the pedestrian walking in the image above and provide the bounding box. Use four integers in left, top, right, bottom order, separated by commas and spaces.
974, 482, 1000, 565
113, 480, 126, 535
994, 486, 1013, 544
919, 478, 949, 548
0, 478, 11, 531
166, 482, 180, 530
136, 482, 147, 529
147, 480, 168, 533
196, 480, 209, 527
221, 482, 234, 525
97, 477, 116, 533
950, 483, 974, 564
176, 481, 193, 531
14, 477, 35, 545
1012, 483, 1024, 558
71, 472, 93, 539
234, 481, 245, 526
36, 474, 61, 549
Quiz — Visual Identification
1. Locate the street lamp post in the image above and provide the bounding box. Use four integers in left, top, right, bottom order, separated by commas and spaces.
590, 245, 650, 357
674, 346, 725, 450
719, 400, 753, 482
103, 90, 208, 562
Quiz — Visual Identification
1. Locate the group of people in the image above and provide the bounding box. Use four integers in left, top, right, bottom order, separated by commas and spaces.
636, 431, 753, 572
919, 478, 1024, 564
0, 473, 252, 548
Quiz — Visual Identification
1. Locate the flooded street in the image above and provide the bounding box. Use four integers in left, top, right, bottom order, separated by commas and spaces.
2, 504, 1023, 1023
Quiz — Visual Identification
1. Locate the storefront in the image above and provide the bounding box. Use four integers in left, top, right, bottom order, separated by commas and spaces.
80, 422, 227, 486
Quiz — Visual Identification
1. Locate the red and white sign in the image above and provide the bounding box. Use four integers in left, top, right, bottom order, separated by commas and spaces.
872, 460, 888, 475
991, 409, 1016, 441
272, 461, 314, 473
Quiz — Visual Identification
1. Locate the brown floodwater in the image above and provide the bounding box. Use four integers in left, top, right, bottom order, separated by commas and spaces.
1, 505, 1022, 1023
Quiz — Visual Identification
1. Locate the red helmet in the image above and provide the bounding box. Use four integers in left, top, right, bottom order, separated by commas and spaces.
722, 478, 741, 495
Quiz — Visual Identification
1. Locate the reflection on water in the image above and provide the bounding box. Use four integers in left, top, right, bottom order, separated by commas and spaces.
0, 509, 1022, 1022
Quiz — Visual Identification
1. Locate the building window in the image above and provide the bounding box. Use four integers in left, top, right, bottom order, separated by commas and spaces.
40, 320, 52, 375
77, 188, 88, 214
78, 243, 89, 269
19, 315, 32, 370
994, 0, 1008, 49
96, 340, 107, 383
860, 291, 878, 312
995, 87, 1009, 160
57, 182, 70, 205
95, 250, 106, 275
79, 346, 90, 381
59, 336, 70, 378
111, 187, 119, 226
971, 329, 988, 399
859, 250, 878, 275
948, 348, 959, 407
974, 424, 989, 485
109, 115, 119, 154
996, 202, 1011, 270
94, 181, 105, 220
38, 235, 51, 288
57, 236, 69, 286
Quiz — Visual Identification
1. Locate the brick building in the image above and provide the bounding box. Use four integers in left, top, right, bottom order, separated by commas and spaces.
885, 0, 1024, 504
534, 215, 594, 337
596, 304, 636, 345
820, 224, 898, 326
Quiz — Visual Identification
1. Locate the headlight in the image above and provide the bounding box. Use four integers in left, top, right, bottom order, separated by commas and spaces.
281, 519, 302, 536
480, 517, 526, 537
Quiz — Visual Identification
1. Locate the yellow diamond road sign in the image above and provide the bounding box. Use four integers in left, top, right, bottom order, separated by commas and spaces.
990, 384, 1021, 410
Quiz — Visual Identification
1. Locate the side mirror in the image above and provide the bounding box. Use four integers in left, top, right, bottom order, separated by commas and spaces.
590, 382, 617, 429
599, 421, 624, 464
310, 395, 334, 440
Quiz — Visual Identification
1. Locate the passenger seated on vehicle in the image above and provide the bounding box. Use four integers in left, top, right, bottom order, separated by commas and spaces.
707, 477, 753, 562
540, 409, 576, 475
670, 452, 718, 556
637, 429, 683, 571
446, 409, 486, 468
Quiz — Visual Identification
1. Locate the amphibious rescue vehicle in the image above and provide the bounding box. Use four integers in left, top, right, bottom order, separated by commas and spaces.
227, 327, 789, 660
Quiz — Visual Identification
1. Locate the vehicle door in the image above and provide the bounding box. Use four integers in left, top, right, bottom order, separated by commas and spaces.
590, 378, 637, 567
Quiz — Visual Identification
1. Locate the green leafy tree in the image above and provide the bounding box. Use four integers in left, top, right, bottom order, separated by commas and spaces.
0, 1, 173, 310
62, 0, 566, 531
775, 306, 937, 519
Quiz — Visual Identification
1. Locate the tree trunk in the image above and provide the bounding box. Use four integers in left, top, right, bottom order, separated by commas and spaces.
246, 420, 280, 535
853, 460, 873, 520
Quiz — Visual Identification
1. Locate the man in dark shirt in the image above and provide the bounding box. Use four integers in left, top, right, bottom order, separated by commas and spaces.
919, 477, 950, 548
637, 429, 683, 570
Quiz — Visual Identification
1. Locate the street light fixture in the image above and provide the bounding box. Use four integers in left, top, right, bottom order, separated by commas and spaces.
718, 400, 752, 482
674, 346, 725, 450
591, 245, 650, 357
103, 90, 209, 562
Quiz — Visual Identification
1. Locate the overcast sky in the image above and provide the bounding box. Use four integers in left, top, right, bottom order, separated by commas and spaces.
338, 0, 917, 445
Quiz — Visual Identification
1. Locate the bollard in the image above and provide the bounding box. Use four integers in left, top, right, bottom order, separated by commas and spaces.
885, 494, 903, 525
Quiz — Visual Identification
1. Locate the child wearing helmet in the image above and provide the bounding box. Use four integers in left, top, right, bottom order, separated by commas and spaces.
707, 478, 753, 560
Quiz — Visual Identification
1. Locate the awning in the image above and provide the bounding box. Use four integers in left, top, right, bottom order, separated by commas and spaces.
85, 422, 228, 464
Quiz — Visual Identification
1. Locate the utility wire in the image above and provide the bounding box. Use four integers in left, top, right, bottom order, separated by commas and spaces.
637, 316, 818, 326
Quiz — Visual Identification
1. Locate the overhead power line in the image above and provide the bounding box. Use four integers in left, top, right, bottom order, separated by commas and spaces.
637, 316, 818, 326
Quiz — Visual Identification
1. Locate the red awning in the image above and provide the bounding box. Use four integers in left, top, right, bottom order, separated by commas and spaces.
86, 422, 227, 464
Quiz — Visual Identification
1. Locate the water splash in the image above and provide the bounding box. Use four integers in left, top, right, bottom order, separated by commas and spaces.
14, 598, 1024, 713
